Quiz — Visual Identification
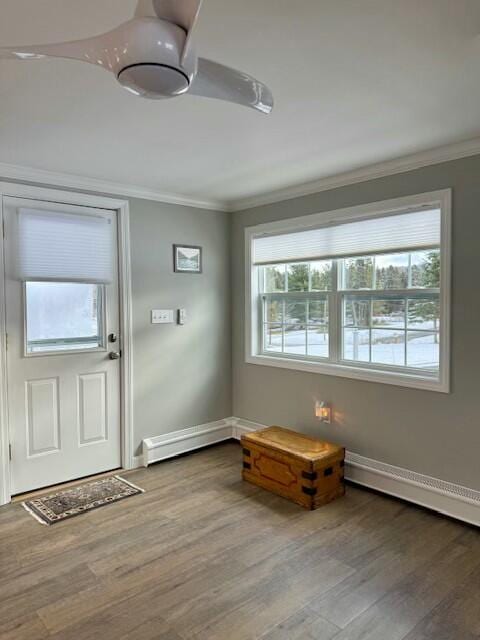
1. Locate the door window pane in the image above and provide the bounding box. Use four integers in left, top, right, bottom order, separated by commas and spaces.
26, 282, 104, 354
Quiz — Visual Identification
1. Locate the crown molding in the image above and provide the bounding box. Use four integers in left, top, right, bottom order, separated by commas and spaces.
229, 136, 480, 212
3, 136, 480, 213
0, 162, 228, 212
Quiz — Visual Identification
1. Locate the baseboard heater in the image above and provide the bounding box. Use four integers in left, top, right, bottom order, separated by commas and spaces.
142, 417, 480, 528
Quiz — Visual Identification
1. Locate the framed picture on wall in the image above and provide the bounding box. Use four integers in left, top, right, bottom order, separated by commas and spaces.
173, 244, 203, 273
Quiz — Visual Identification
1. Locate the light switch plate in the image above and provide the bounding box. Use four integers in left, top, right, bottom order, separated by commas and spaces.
151, 309, 174, 324
178, 309, 187, 325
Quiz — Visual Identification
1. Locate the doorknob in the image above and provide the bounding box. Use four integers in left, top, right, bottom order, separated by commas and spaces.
109, 351, 121, 360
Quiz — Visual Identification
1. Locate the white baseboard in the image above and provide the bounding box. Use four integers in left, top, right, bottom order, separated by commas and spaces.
142, 418, 234, 466
346, 452, 480, 527
141, 417, 480, 527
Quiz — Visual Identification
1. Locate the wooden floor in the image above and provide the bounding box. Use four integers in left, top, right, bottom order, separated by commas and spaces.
1, 442, 479, 640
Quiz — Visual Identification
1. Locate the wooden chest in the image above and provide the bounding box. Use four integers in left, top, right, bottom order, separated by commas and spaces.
241, 426, 345, 510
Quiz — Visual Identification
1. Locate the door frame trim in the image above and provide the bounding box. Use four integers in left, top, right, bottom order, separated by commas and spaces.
0, 182, 134, 505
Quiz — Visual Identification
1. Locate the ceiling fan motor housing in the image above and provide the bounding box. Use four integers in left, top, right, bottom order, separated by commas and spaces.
111, 18, 197, 98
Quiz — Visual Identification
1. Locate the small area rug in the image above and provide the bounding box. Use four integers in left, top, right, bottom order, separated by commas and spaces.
22, 475, 144, 525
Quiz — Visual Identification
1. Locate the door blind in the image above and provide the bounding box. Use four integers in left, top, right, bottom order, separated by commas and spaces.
16, 208, 114, 284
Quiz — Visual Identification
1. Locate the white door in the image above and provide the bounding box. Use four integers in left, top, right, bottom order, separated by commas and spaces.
4, 197, 121, 495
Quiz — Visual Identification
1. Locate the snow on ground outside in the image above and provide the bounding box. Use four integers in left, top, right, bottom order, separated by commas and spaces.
265, 328, 439, 369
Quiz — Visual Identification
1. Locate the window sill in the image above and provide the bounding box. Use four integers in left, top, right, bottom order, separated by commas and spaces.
245, 353, 449, 393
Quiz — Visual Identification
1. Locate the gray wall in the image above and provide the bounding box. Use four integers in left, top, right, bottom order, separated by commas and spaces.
232, 154, 480, 490
129, 197, 231, 453
3, 152, 479, 489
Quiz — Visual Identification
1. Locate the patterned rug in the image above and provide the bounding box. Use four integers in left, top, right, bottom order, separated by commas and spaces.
22, 475, 144, 525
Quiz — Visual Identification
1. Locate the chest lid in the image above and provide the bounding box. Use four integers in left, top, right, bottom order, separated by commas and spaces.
243, 426, 343, 464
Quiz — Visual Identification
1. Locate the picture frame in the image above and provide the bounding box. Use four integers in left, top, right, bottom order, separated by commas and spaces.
173, 244, 203, 274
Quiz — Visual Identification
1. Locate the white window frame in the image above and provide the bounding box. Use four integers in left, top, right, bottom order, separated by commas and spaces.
245, 190, 451, 393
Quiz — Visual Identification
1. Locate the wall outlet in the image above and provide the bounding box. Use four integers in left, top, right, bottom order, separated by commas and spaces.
151, 310, 174, 324
178, 309, 187, 325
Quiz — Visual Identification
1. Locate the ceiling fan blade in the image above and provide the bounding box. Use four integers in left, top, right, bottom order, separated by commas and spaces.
152, 0, 203, 33
0, 47, 43, 60
189, 58, 274, 114
135, 0, 202, 30
0, 36, 111, 68
135, 1, 203, 63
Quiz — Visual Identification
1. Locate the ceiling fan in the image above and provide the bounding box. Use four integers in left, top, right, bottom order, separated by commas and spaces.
0, 0, 273, 114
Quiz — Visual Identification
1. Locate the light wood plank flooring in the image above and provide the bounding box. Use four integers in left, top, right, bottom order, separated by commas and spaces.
0, 442, 479, 640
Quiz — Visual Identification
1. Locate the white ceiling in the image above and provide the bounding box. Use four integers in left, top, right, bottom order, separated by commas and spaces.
1, 0, 480, 210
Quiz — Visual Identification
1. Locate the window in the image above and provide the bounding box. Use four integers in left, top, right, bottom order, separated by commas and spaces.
246, 191, 451, 392
15, 207, 114, 355
261, 261, 332, 358
25, 282, 104, 354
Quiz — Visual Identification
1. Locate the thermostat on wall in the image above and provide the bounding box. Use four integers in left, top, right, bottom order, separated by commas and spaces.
178, 308, 187, 325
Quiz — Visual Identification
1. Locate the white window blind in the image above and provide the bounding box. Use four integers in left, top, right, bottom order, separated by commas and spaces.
16, 209, 113, 284
253, 209, 441, 265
